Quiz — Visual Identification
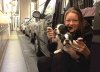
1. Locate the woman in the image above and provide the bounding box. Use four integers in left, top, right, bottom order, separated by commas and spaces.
47, 7, 93, 72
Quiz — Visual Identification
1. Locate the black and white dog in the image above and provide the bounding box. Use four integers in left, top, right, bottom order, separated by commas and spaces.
54, 24, 73, 54
54, 24, 83, 59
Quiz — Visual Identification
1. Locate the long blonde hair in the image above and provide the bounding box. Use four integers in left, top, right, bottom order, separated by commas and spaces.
64, 7, 84, 32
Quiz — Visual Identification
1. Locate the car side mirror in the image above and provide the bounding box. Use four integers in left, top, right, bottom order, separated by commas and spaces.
32, 11, 41, 18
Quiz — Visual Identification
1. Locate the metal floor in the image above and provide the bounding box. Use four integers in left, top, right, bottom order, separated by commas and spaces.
0, 30, 39, 72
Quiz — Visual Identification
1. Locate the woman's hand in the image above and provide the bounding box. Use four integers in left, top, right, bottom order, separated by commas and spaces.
47, 27, 57, 42
47, 27, 54, 39
63, 44, 80, 60
72, 37, 90, 58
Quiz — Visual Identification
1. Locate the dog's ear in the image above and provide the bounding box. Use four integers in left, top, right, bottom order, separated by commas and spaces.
54, 27, 60, 34
55, 24, 63, 34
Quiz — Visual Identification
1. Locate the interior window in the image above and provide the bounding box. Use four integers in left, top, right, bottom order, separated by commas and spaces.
44, 0, 56, 15
64, 0, 70, 10
64, 0, 69, 8
38, 0, 46, 13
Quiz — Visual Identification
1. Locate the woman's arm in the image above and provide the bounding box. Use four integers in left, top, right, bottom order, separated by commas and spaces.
47, 40, 58, 54
47, 27, 58, 54
72, 28, 93, 58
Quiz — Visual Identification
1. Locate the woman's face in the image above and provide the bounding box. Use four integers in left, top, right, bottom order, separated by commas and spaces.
64, 12, 80, 32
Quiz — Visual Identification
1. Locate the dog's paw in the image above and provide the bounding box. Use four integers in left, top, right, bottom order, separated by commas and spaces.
54, 49, 62, 54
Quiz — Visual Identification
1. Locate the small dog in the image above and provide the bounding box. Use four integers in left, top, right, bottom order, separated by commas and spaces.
54, 24, 73, 53
54, 24, 80, 59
